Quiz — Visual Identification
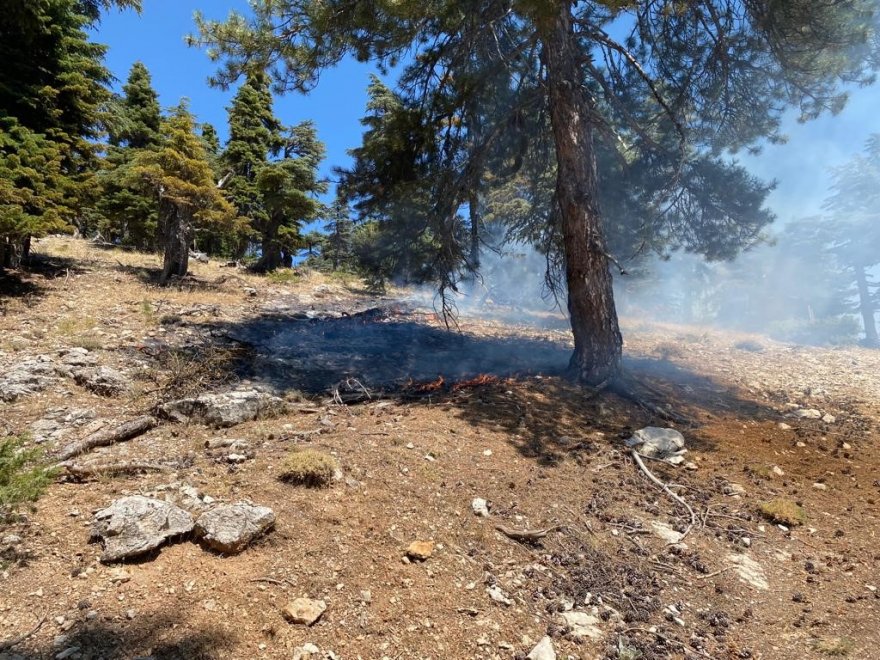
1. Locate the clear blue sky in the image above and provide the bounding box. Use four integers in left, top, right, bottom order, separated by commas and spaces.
93, 3, 880, 224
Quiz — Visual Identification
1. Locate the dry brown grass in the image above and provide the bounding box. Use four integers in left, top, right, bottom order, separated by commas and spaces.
278, 449, 338, 487
759, 498, 806, 526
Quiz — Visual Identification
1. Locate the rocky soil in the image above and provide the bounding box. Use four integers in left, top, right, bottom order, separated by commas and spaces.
0, 237, 878, 660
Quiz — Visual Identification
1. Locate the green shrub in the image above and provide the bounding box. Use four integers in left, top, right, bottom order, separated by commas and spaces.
279, 449, 338, 487
0, 436, 55, 520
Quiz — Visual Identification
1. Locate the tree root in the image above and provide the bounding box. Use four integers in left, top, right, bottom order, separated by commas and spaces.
630, 449, 697, 543
0, 614, 46, 651
609, 371, 693, 425
56, 415, 157, 461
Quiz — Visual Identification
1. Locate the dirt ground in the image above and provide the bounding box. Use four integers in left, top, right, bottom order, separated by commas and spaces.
1, 236, 878, 660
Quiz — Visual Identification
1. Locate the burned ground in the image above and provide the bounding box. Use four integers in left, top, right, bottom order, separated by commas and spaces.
1, 237, 879, 660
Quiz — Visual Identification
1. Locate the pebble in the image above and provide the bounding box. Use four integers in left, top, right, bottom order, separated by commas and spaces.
813, 482, 828, 491
283, 598, 326, 626
527, 636, 556, 660
772, 466, 785, 477
405, 540, 434, 561
471, 498, 490, 518
486, 585, 513, 606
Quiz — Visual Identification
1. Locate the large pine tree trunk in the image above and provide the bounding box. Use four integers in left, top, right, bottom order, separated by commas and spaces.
542, 4, 623, 385
254, 217, 282, 272
854, 264, 879, 346
159, 203, 191, 284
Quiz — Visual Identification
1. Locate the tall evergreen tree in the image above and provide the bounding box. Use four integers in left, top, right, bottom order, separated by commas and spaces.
132, 103, 240, 284
197, 0, 877, 385
0, 0, 134, 266
322, 196, 355, 271
97, 61, 162, 248
822, 135, 880, 345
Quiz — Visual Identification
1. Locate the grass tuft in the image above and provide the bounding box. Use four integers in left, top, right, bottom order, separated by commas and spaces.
279, 449, 338, 488
1, 435, 55, 521
759, 498, 806, 526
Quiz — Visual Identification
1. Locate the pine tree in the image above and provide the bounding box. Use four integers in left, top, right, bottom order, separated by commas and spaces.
221, 72, 326, 270
97, 61, 162, 249
132, 103, 240, 284
321, 196, 355, 271
196, 1, 877, 384
0, 0, 130, 266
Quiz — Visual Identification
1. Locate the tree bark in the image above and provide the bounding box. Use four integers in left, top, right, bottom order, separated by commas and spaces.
254, 216, 282, 272
541, 4, 623, 385
854, 263, 879, 346
159, 201, 191, 284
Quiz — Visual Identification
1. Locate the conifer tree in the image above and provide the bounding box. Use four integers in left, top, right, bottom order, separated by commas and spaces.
0, 0, 131, 266
321, 196, 355, 271
97, 61, 162, 248
198, 1, 879, 384
132, 103, 240, 284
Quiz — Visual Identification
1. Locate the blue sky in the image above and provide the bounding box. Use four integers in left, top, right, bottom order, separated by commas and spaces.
93, 3, 880, 225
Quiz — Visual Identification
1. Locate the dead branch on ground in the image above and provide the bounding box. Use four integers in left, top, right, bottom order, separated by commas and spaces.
55, 415, 157, 462
630, 449, 697, 542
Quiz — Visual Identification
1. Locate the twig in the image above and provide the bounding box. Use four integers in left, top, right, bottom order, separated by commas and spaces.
495, 524, 561, 542
630, 449, 697, 543
0, 614, 46, 651
694, 565, 737, 580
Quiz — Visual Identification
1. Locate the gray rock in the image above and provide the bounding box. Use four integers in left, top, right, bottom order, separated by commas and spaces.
158, 389, 285, 427
471, 497, 489, 517
72, 366, 127, 396
560, 611, 603, 640
91, 496, 194, 563
793, 408, 822, 419
194, 502, 275, 554
0, 358, 57, 402
626, 426, 687, 464
526, 636, 556, 660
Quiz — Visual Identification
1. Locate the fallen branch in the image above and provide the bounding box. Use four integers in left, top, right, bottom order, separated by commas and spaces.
58, 460, 171, 480
495, 524, 561, 543
56, 415, 157, 462
630, 449, 697, 543
0, 614, 46, 651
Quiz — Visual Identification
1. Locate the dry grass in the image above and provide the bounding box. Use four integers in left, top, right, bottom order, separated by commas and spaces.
759, 498, 806, 526
278, 449, 338, 487
814, 637, 854, 657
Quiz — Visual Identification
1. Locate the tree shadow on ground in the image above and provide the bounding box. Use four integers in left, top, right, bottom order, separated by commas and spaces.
1, 253, 90, 302
197, 306, 782, 464
7, 611, 235, 660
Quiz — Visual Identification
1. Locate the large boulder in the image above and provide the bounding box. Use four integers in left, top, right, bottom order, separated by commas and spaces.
194, 502, 275, 554
91, 496, 194, 563
158, 389, 285, 427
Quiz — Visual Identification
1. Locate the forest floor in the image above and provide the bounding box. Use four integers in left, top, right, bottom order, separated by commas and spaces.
1, 236, 878, 660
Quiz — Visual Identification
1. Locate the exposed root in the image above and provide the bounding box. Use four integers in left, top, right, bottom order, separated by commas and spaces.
609, 371, 693, 425
57, 460, 171, 480
55, 415, 157, 462
630, 449, 697, 543
0, 614, 46, 651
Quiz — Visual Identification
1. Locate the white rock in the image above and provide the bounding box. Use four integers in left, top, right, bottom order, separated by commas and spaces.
486, 585, 513, 606
727, 553, 769, 590
560, 611, 603, 639
626, 427, 687, 464
471, 498, 490, 518
526, 636, 556, 660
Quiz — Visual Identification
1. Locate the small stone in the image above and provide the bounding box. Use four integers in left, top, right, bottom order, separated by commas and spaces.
406, 442, 414, 449
126, 608, 136, 620
526, 636, 556, 660
486, 585, 513, 606
813, 482, 828, 491
482, 449, 492, 456
293, 642, 322, 660
226, 453, 248, 463
778, 423, 792, 430
109, 568, 131, 584
793, 408, 822, 419
54, 616, 66, 626
771, 465, 785, 477
471, 498, 490, 518
821, 414, 836, 424
406, 540, 434, 561
560, 611, 603, 640
283, 598, 326, 626
55, 647, 81, 660
842, 442, 852, 450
